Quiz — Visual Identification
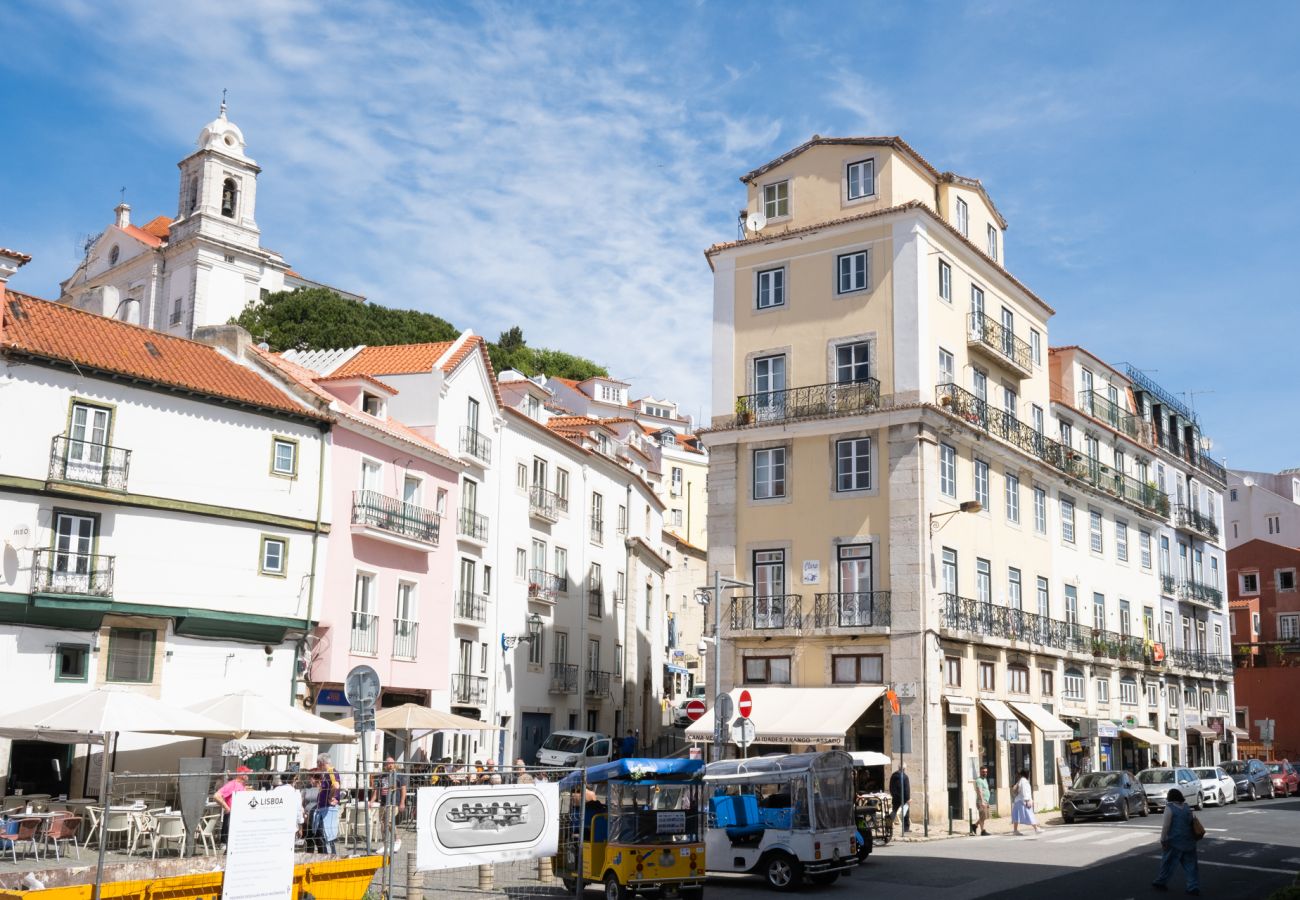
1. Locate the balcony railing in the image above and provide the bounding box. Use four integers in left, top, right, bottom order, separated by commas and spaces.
529, 485, 560, 522
459, 426, 492, 464
351, 490, 440, 545
350, 611, 378, 655
727, 594, 803, 632
968, 312, 1033, 373
31, 549, 115, 597
1127, 365, 1195, 422
1177, 579, 1224, 610
392, 619, 418, 659
813, 591, 891, 628
1161, 574, 1176, 596
588, 588, 604, 619
457, 507, 490, 543
732, 378, 882, 428
936, 383, 1170, 518
48, 436, 131, 491
451, 673, 488, 705
586, 670, 611, 698
455, 591, 488, 624
528, 569, 563, 602
1192, 451, 1227, 485
549, 663, 578, 694
1076, 392, 1148, 443
590, 518, 604, 545
1169, 649, 1235, 676
1173, 505, 1219, 541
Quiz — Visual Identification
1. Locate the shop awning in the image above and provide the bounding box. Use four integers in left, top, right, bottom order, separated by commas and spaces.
1121, 726, 1177, 747
1227, 726, 1250, 740
944, 696, 975, 713
1186, 724, 1217, 739
685, 686, 885, 745
978, 698, 1019, 722
664, 664, 690, 675
1009, 702, 1074, 740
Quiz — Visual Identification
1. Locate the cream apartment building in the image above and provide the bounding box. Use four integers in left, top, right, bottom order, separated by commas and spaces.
697, 136, 1233, 825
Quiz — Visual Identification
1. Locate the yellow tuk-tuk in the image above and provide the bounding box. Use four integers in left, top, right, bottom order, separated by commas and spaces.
556, 758, 705, 899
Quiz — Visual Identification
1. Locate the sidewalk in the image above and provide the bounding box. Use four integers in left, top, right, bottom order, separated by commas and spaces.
888, 811, 1066, 844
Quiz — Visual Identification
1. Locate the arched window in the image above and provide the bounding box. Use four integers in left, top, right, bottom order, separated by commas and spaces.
221, 178, 238, 218
1119, 676, 1138, 705
187, 177, 199, 214
108, 245, 120, 265
1006, 664, 1029, 694
1063, 667, 1085, 700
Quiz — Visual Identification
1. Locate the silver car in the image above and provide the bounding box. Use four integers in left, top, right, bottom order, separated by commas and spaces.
1137, 767, 1204, 810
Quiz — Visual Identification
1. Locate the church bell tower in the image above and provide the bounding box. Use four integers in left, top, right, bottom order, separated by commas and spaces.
171, 97, 262, 249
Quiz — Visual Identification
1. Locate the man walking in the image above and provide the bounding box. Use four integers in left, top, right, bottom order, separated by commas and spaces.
973, 765, 991, 836
889, 763, 911, 835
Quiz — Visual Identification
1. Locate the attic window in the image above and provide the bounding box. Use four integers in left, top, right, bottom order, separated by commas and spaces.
221, 178, 238, 219
143, 341, 162, 359
362, 393, 385, 417
109, 245, 120, 266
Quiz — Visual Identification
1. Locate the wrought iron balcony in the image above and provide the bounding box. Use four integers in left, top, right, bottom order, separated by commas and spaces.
588, 588, 604, 619
936, 383, 1170, 518
392, 619, 418, 659
527, 569, 563, 603
549, 662, 578, 694
451, 673, 488, 705
458, 426, 492, 464
1173, 505, 1219, 541
1076, 392, 1148, 443
1168, 649, 1235, 676
529, 485, 560, 522
48, 436, 131, 491
351, 490, 440, 546
1192, 450, 1227, 485
455, 591, 488, 624
350, 611, 378, 654
31, 549, 114, 597
732, 378, 881, 428
1177, 579, 1224, 610
727, 594, 803, 632
813, 591, 891, 628
457, 507, 490, 543
1161, 574, 1176, 596
1153, 430, 1227, 486
586, 670, 612, 698
968, 311, 1033, 374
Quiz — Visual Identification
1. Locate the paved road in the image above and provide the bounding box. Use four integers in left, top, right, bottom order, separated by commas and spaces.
705, 794, 1300, 899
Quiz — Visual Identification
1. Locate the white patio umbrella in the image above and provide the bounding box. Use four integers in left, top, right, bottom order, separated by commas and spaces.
186, 691, 356, 744
335, 703, 503, 733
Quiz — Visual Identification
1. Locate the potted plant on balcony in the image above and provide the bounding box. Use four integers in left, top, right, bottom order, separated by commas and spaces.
527, 581, 541, 598
734, 396, 753, 425
1091, 636, 1105, 656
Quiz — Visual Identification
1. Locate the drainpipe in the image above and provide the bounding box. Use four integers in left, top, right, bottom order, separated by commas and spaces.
291, 420, 330, 707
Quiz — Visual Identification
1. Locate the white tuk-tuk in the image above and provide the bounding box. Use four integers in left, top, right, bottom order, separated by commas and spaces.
704, 750, 858, 891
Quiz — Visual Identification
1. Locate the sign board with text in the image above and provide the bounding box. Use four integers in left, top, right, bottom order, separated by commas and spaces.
802, 560, 820, 584
222, 790, 297, 900
417, 783, 559, 871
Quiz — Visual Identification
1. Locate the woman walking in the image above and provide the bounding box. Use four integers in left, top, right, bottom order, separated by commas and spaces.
1010, 769, 1042, 835
1152, 788, 1200, 894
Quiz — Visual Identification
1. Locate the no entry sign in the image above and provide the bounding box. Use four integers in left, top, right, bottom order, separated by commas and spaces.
685, 699, 707, 721
738, 689, 753, 718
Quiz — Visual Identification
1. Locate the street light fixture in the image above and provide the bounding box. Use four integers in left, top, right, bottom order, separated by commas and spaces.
501, 612, 543, 651
929, 501, 982, 532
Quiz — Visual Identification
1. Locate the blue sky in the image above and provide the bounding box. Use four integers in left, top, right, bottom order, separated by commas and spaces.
3, 1, 1297, 470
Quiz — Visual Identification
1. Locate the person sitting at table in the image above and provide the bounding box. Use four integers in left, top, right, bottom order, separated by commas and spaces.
214, 766, 252, 846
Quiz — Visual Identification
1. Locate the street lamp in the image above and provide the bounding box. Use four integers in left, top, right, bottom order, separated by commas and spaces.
929, 500, 983, 532
501, 612, 543, 651
695, 574, 752, 760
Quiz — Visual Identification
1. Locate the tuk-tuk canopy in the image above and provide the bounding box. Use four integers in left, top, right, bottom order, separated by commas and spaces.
704, 750, 853, 782
558, 757, 704, 788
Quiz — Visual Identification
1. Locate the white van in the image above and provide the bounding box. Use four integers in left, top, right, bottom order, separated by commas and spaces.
535, 730, 613, 768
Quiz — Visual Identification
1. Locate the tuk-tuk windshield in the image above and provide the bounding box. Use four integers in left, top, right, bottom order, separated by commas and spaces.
810, 752, 854, 830
608, 781, 704, 844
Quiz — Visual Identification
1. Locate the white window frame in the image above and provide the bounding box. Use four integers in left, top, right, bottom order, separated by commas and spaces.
753, 447, 787, 500
835, 437, 872, 493
1280, 614, 1300, 641
1120, 679, 1138, 706
1240, 572, 1260, 595
1005, 472, 1020, 524
1116, 519, 1128, 562
987, 224, 998, 260
1089, 509, 1104, 554
956, 197, 969, 237
1139, 530, 1152, 569
762, 181, 789, 220
1029, 329, 1042, 366
1060, 497, 1076, 544
846, 158, 875, 201
260, 537, 287, 576
271, 438, 298, 477
938, 347, 955, 385
973, 459, 990, 509
1063, 670, 1084, 701
1033, 487, 1047, 534
1096, 678, 1110, 703
756, 266, 786, 309
938, 259, 952, 302
939, 443, 956, 497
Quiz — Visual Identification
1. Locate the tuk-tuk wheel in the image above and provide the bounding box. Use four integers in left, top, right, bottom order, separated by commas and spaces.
762, 852, 803, 891
681, 889, 704, 900
561, 878, 577, 894
604, 871, 631, 900
809, 872, 839, 886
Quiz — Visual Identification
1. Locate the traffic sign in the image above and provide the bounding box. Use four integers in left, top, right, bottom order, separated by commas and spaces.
344, 664, 381, 711
738, 689, 753, 718
715, 692, 734, 723
732, 716, 756, 749
685, 699, 707, 722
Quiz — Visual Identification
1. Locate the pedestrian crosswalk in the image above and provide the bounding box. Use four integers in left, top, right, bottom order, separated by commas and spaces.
1013, 826, 1159, 847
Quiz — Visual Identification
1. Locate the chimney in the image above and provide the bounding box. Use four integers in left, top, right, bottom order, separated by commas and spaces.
114, 203, 131, 228
0, 247, 31, 288
193, 323, 253, 360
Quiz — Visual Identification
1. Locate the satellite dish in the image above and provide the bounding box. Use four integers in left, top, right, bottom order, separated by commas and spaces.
745, 211, 768, 234
344, 664, 381, 711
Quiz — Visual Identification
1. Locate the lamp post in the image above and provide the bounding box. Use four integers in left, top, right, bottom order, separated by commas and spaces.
501, 612, 543, 651
696, 572, 752, 761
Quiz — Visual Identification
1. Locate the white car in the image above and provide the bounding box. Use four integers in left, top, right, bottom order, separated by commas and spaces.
1193, 766, 1238, 805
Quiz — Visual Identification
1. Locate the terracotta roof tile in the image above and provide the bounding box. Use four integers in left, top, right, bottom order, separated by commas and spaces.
122, 223, 164, 248
2, 291, 323, 420
313, 371, 400, 394
741, 136, 942, 184
331, 341, 455, 376
0, 248, 32, 263
140, 216, 172, 241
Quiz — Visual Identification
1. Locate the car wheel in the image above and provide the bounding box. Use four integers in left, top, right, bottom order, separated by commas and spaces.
762, 852, 803, 891
1270, 783, 1278, 800
1219, 789, 1227, 806
561, 878, 577, 894
681, 889, 705, 900
1248, 784, 1257, 801
603, 872, 630, 900
1195, 791, 1204, 810
1063, 813, 1075, 824
1139, 798, 1149, 818
1120, 799, 1130, 821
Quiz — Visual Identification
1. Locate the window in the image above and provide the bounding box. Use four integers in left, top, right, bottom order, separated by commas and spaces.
762, 181, 789, 219
669, 508, 683, 526
1093, 593, 1106, 631
516, 463, 527, 490
836, 438, 872, 492
754, 354, 786, 398
361, 393, 384, 417
1278, 569, 1297, 592
753, 447, 787, 499
221, 178, 238, 218
832, 654, 884, 684
260, 536, 286, 576
528, 622, 544, 665
978, 661, 995, 691
556, 468, 570, 508
938, 347, 955, 385
945, 656, 962, 687
106, 628, 155, 683
1139, 530, 1152, 569
987, 224, 998, 261
1060, 497, 1075, 543
756, 267, 785, 309
1229, 488, 1238, 501
1041, 670, 1055, 697
55, 643, 89, 682
1120, 678, 1138, 705
974, 459, 990, 508
1065, 585, 1079, 625
270, 438, 298, 477
1029, 329, 1041, 366
1031, 404, 1044, 434
939, 444, 957, 497
1119, 599, 1131, 635
1267, 515, 1281, 535
938, 260, 952, 302
743, 656, 791, 684
670, 467, 683, 497
554, 547, 569, 589
956, 197, 969, 236
483, 565, 492, 596
1280, 615, 1300, 640
970, 283, 985, 319
1096, 678, 1110, 703
1241, 572, 1259, 594
972, 367, 987, 401
1146, 682, 1159, 706
1063, 668, 1084, 700
976, 558, 992, 605
1159, 536, 1171, 576
941, 548, 958, 596
1211, 557, 1220, 587
1115, 520, 1128, 562
1060, 421, 1073, 448
1089, 509, 1104, 553
837, 251, 869, 294
1007, 664, 1029, 694
1036, 577, 1049, 617
1008, 568, 1023, 610
835, 341, 871, 384
846, 158, 875, 200
1033, 487, 1047, 534
1005, 473, 1020, 523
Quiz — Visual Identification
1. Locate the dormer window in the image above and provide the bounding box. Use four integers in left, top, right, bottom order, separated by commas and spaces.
762, 181, 789, 220
221, 178, 238, 219
956, 197, 969, 237
526, 394, 541, 419
987, 224, 998, 261
846, 159, 875, 200
362, 392, 385, 417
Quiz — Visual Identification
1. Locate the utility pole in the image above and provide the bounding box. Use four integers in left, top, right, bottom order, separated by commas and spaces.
700, 572, 752, 761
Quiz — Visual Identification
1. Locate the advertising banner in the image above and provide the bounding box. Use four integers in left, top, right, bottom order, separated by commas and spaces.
416, 782, 559, 872
222, 790, 297, 900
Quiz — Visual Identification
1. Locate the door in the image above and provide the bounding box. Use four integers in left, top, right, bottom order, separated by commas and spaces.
462, 479, 478, 515
532, 457, 548, 490
753, 355, 786, 419
466, 397, 480, 434
66, 403, 109, 482
753, 550, 786, 628
360, 459, 382, 493
838, 544, 874, 625
402, 475, 421, 506
520, 712, 551, 766
53, 513, 95, 592
1000, 307, 1015, 357
587, 639, 600, 687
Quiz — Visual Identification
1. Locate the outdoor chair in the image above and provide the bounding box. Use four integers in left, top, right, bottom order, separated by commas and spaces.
83, 806, 103, 845
101, 809, 132, 851
126, 812, 155, 856
42, 815, 81, 860
195, 814, 219, 855
150, 816, 186, 858
4, 817, 42, 862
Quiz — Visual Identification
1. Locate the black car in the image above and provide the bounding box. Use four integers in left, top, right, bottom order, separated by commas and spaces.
1062, 770, 1149, 823
1222, 759, 1275, 801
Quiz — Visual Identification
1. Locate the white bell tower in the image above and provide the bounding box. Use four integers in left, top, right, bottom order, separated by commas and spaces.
171, 96, 262, 249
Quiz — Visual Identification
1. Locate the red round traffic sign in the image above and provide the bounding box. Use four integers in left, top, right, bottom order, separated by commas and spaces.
685, 699, 707, 721
738, 689, 753, 718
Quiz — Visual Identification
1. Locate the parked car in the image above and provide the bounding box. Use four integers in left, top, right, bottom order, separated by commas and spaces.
1061, 770, 1148, 823
1137, 767, 1204, 810
1265, 760, 1299, 797
1192, 767, 1238, 806
1221, 759, 1275, 801
535, 730, 613, 768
